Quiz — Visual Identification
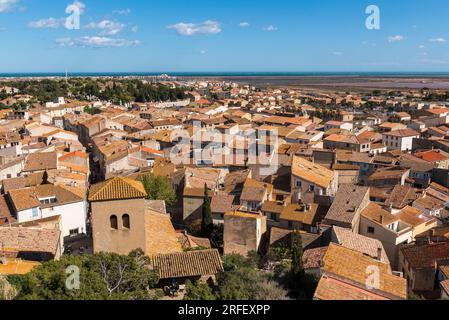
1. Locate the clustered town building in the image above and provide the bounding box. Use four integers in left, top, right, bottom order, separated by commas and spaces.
2, 80, 449, 300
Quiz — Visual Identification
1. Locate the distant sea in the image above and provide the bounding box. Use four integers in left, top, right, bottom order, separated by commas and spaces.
2, 72, 449, 78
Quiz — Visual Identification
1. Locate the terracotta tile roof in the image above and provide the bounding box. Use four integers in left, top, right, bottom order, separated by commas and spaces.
369, 187, 392, 201
414, 150, 449, 163
426, 108, 449, 115
325, 134, 359, 145
261, 201, 284, 214
183, 187, 213, 198
177, 232, 211, 250
23, 152, 57, 172
263, 115, 310, 126
292, 156, 334, 189
140, 146, 164, 155
0, 227, 61, 256
3, 172, 46, 193
384, 185, 418, 209
326, 120, 344, 126
0, 195, 16, 225
401, 242, 449, 269
379, 122, 407, 130
223, 169, 251, 193
333, 163, 360, 171
225, 211, 266, 222
185, 167, 220, 190
325, 128, 350, 136
383, 128, 419, 137
8, 188, 41, 211
332, 226, 390, 264
151, 118, 182, 127
361, 202, 399, 227
357, 131, 382, 144
279, 203, 320, 225
8, 184, 83, 211
152, 159, 176, 177
59, 185, 86, 199
325, 184, 370, 225
150, 249, 223, 279
396, 206, 435, 227
98, 140, 129, 164
144, 210, 183, 257
211, 194, 236, 214
368, 167, 408, 182
396, 112, 411, 118
58, 151, 88, 161
322, 243, 407, 300
415, 195, 445, 211
88, 177, 147, 202
314, 275, 389, 300
240, 178, 272, 202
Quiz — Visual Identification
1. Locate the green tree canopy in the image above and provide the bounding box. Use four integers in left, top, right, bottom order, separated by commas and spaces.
138, 173, 176, 207
8, 249, 160, 300
218, 254, 289, 300
184, 280, 216, 300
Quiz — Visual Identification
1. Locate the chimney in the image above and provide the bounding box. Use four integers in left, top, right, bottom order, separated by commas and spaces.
377, 248, 383, 262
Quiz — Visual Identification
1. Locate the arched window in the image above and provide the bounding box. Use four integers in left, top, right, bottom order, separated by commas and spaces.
122, 214, 130, 229
110, 215, 118, 230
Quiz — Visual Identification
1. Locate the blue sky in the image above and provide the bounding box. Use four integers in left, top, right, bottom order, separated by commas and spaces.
1, 0, 449, 72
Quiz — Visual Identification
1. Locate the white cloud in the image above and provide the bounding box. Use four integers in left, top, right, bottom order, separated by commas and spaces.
85, 20, 125, 36
113, 8, 131, 15
55, 37, 75, 46
239, 22, 250, 27
200, 50, 206, 55
28, 17, 63, 29
332, 51, 344, 56
167, 20, 221, 36
387, 35, 404, 43
419, 45, 426, 49
0, 0, 18, 13
429, 38, 447, 43
56, 36, 141, 48
263, 25, 278, 32
28, 1, 85, 29
131, 26, 139, 33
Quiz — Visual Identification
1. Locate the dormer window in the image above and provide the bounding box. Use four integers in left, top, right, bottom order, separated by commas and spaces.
39, 196, 57, 205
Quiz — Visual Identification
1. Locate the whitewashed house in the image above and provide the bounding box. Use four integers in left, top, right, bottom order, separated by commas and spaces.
7, 184, 87, 239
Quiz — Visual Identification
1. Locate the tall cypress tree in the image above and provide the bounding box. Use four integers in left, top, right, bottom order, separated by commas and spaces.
201, 184, 213, 239
291, 232, 304, 276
